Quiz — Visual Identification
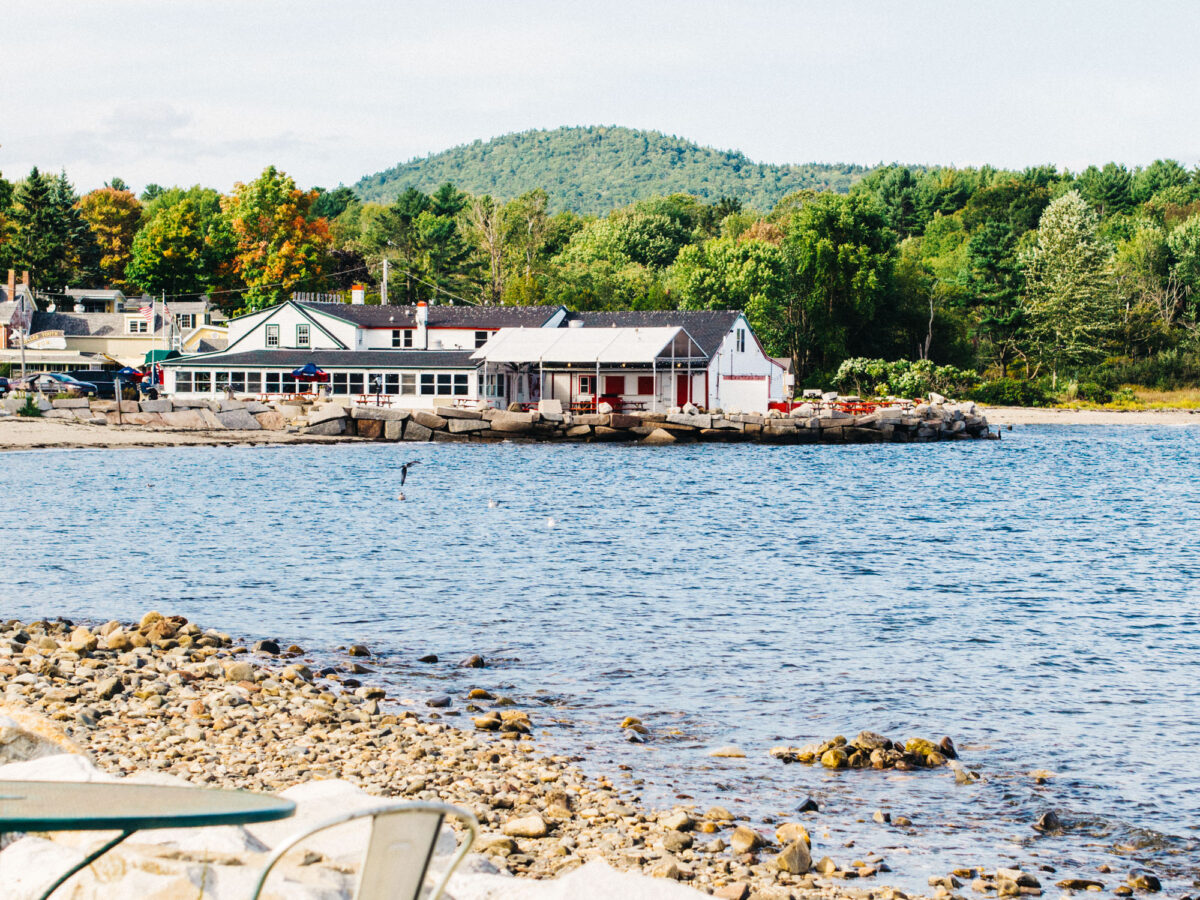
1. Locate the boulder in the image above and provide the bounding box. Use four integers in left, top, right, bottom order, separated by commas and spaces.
384, 420, 404, 440
355, 419, 384, 439
489, 412, 535, 433
254, 411, 287, 430
608, 413, 641, 429
642, 428, 676, 445
301, 418, 345, 436
217, 398, 247, 411
50, 397, 90, 409
199, 409, 226, 429
307, 405, 349, 425
411, 410, 446, 430
0, 706, 85, 764
537, 398, 563, 415
775, 839, 812, 874
447, 418, 489, 433
350, 406, 410, 421
502, 813, 549, 838
159, 409, 208, 430
138, 398, 173, 413
403, 421, 433, 441
42, 409, 76, 419
729, 825, 762, 853
435, 407, 481, 419
216, 409, 262, 430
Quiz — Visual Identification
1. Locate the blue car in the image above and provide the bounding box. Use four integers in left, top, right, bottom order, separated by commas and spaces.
13, 372, 99, 397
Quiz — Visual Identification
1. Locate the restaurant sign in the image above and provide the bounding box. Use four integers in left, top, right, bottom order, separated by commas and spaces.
17, 330, 67, 350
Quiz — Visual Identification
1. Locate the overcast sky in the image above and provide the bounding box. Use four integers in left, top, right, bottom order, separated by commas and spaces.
3, 0, 1199, 194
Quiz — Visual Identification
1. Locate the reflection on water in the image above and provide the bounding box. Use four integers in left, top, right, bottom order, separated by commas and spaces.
3, 426, 1199, 892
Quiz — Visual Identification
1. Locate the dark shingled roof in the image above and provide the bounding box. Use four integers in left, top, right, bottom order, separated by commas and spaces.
162, 349, 478, 369
298, 301, 562, 329
30, 311, 168, 337
561, 309, 740, 357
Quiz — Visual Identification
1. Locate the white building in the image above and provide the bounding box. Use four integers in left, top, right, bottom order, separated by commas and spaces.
162, 299, 788, 411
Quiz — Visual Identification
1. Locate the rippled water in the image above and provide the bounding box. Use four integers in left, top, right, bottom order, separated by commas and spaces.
3, 427, 1199, 893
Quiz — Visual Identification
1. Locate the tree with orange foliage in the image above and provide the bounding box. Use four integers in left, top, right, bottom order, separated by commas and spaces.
78, 186, 142, 288
222, 166, 332, 312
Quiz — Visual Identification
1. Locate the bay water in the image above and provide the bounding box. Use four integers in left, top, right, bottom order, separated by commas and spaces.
3, 426, 1198, 892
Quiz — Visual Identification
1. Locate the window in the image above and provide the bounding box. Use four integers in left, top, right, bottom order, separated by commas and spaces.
481, 372, 506, 397
178, 313, 195, 329
436, 373, 453, 394
367, 373, 385, 394
213, 371, 230, 392
128, 319, 147, 334
401, 374, 416, 395
245, 372, 262, 393
420, 373, 436, 395
281, 374, 297, 393
193, 371, 211, 393
384, 373, 399, 394
296, 324, 310, 347
266, 324, 280, 348
175, 371, 193, 392
474, 330, 489, 348
579, 375, 595, 395
736, 328, 746, 352
332, 373, 348, 394
230, 371, 246, 392
392, 329, 413, 348
265, 372, 281, 392
637, 375, 654, 395
604, 375, 625, 395
348, 373, 364, 395
454, 373, 469, 395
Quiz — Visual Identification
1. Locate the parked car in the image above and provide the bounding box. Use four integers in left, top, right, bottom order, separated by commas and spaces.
10, 372, 99, 397
0, 376, 8, 397
72, 369, 143, 400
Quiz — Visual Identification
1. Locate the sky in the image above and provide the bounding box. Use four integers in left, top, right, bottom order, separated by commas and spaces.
3, 0, 1200, 194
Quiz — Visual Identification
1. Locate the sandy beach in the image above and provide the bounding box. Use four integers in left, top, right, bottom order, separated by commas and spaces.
0, 417, 357, 451
983, 406, 1200, 426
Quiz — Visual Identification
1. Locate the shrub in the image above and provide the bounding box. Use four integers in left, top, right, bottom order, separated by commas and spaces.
968, 378, 1049, 407
51, 392, 73, 401
17, 395, 43, 417
833, 357, 980, 399
1076, 381, 1113, 404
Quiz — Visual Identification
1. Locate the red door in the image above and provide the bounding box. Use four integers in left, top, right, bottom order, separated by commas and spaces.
676, 373, 689, 406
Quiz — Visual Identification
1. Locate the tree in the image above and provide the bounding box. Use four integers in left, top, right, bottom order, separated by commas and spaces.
8, 167, 96, 289
361, 188, 430, 304
311, 186, 357, 221
1076, 163, 1134, 217
854, 165, 921, 238
1131, 159, 1194, 205
0, 171, 14, 272
960, 220, 1025, 374
503, 188, 550, 280
126, 197, 231, 297
1167, 215, 1200, 326
782, 192, 896, 375
221, 166, 332, 312
78, 187, 142, 287
1021, 191, 1118, 382
468, 195, 505, 304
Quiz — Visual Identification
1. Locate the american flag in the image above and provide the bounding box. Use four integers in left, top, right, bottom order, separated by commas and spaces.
139, 303, 154, 323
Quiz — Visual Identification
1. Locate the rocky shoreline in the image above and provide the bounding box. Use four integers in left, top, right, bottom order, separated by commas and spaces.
0, 613, 922, 900
0, 614, 1173, 899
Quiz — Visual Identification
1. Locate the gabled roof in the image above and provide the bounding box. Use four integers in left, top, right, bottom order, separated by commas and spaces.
63, 288, 127, 300
561, 310, 741, 356
30, 311, 169, 337
472, 326, 703, 365
161, 348, 477, 369
297, 301, 565, 330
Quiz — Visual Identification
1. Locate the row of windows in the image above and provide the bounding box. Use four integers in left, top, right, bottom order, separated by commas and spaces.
264, 324, 309, 348
577, 375, 655, 395
127, 314, 201, 334
173, 369, 482, 396
390, 329, 490, 349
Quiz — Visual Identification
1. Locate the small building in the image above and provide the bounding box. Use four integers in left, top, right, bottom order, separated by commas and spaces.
162, 298, 787, 411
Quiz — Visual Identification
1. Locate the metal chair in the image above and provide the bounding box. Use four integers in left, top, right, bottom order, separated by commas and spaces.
250, 800, 478, 900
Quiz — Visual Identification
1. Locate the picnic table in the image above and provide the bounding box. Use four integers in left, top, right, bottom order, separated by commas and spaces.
355, 393, 394, 407
0, 780, 295, 899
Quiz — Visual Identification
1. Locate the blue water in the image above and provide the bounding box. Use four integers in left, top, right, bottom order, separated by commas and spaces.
3, 426, 1199, 892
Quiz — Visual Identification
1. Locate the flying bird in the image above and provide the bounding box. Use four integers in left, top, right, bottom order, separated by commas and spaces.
399, 459, 421, 486
488, 499, 500, 509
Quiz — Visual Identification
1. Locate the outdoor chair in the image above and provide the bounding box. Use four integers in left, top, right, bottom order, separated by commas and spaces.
250, 800, 478, 900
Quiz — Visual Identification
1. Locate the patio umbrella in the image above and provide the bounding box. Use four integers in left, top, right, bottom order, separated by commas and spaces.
117, 366, 142, 378
291, 363, 329, 383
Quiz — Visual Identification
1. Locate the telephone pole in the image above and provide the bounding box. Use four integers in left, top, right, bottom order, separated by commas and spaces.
381, 258, 389, 305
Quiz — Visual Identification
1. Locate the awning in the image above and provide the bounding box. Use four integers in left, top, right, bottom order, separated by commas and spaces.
144, 349, 183, 364
471, 327, 704, 365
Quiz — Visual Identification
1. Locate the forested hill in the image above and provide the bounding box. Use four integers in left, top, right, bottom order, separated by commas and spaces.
353, 126, 871, 214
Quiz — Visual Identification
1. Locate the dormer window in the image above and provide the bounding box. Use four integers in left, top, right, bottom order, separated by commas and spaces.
266, 324, 280, 348
128, 318, 148, 334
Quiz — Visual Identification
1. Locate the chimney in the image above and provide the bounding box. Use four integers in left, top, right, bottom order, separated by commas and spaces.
415, 300, 429, 349
6, 270, 14, 299
350, 284, 365, 305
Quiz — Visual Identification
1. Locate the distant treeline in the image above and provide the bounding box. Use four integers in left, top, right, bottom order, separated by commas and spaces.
3, 152, 1200, 392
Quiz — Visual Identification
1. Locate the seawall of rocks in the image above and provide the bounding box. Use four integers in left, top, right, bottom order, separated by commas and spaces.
0, 394, 995, 445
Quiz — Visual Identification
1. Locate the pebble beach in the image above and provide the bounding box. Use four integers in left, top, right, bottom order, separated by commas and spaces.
0, 612, 943, 900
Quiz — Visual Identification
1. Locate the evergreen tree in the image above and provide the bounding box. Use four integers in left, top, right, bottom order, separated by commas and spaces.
960, 221, 1024, 374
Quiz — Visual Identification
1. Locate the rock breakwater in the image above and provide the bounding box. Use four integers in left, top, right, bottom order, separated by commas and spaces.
0, 393, 995, 445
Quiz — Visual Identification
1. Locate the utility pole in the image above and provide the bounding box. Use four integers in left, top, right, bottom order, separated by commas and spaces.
381, 258, 389, 305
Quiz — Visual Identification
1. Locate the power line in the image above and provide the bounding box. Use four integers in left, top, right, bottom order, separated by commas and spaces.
153, 264, 372, 301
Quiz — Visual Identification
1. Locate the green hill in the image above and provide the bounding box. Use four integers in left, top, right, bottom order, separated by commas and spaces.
353, 126, 871, 214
